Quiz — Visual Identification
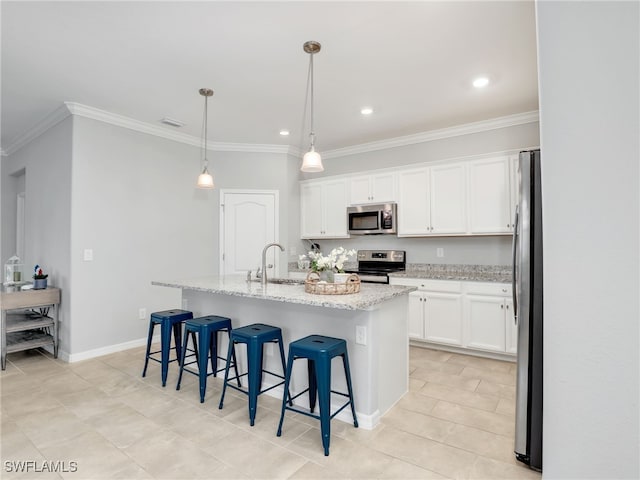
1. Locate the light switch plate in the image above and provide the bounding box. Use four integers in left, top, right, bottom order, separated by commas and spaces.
83, 249, 93, 261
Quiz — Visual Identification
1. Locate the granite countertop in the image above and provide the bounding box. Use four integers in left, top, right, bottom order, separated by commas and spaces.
152, 275, 416, 311
288, 263, 512, 283
389, 264, 512, 283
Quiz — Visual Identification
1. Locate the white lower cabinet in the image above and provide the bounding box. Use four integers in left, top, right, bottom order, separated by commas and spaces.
390, 278, 516, 357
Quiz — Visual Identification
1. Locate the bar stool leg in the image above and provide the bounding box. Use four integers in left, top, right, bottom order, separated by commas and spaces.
160, 321, 174, 387
172, 322, 183, 366
219, 340, 235, 409
247, 339, 262, 426
277, 352, 296, 437
175, 327, 191, 390
307, 359, 317, 413
142, 320, 155, 377
197, 327, 211, 403
342, 352, 359, 428
316, 357, 332, 456
231, 337, 241, 387
210, 330, 218, 376
277, 336, 293, 406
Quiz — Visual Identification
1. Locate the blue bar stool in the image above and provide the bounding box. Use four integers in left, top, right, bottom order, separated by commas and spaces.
142, 309, 193, 386
277, 334, 358, 456
219, 323, 289, 426
176, 315, 241, 403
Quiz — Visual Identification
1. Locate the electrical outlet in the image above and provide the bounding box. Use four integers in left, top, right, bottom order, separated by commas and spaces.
355, 326, 367, 345
436, 248, 444, 258
83, 249, 93, 261
138, 308, 147, 320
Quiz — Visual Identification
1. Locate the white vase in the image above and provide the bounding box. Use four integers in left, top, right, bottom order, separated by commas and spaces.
333, 273, 351, 284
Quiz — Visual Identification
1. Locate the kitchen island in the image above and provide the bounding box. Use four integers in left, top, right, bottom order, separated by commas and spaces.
152, 275, 415, 429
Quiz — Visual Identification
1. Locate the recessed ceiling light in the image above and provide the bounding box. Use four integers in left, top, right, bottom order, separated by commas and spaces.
361, 107, 373, 115
160, 117, 185, 127
473, 77, 490, 88
279, 130, 290, 136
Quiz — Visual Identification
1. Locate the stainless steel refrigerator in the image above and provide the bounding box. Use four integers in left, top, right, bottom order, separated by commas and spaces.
512, 149, 543, 471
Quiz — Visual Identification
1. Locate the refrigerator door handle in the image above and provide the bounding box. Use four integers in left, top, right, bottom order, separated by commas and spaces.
511, 205, 519, 324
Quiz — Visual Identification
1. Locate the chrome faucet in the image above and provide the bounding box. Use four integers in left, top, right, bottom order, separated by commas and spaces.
261, 243, 284, 286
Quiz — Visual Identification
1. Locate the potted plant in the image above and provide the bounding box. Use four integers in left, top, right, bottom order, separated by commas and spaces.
33, 264, 48, 290
307, 247, 356, 283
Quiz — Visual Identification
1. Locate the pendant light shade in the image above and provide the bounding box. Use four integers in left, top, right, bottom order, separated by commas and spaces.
301, 41, 324, 173
301, 148, 323, 172
196, 88, 215, 189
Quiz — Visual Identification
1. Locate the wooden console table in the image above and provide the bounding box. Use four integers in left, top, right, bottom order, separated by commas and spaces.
0, 287, 60, 370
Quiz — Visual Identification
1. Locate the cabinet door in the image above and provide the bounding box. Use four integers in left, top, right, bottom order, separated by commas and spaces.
504, 298, 517, 354
300, 182, 323, 238
468, 157, 512, 233
424, 292, 463, 346
322, 179, 349, 237
370, 172, 397, 203
466, 295, 506, 352
430, 163, 467, 234
397, 168, 430, 235
349, 175, 372, 205
408, 292, 425, 339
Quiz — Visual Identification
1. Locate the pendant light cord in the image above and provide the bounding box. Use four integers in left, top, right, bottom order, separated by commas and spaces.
309, 52, 315, 149
201, 95, 208, 166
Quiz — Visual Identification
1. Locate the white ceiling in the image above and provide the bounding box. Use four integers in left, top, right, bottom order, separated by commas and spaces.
1, 1, 539, 154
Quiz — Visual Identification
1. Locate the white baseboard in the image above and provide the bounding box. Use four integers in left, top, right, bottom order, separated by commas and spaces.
63, 334, 161, 363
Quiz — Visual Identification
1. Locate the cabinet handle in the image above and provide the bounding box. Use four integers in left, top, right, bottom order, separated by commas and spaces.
506, 305, 510, 310
502, 288, 507, 293
501, 304, 504, 309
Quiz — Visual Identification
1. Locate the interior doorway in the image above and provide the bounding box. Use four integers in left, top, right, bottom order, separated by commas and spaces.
219, 190, 279, 277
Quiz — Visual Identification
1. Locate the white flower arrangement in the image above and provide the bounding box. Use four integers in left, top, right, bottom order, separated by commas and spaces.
306, 247, 357, 273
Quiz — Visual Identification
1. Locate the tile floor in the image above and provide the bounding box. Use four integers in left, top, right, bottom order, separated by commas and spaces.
1, 345, 541, 479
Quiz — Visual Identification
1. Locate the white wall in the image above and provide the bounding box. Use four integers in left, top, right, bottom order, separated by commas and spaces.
537, 1, 639, 478
297, 121, 539, 265
1, 118, 73, 352
69, 116, 298, 357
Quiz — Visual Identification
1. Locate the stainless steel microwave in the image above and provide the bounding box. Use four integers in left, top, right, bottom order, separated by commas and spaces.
347, 203, 397, 235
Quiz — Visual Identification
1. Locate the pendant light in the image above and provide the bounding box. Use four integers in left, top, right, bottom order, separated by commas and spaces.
301, 41, 324, 173
196, 88, 215, 189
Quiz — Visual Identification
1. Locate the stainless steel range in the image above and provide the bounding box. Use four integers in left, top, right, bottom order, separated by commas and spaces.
346, 250, 406, 284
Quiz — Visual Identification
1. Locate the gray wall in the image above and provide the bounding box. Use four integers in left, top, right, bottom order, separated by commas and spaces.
69, 116, 299, 357
299, 121, 539, 265
1, 117, 73, 352
537, 1, 639, 478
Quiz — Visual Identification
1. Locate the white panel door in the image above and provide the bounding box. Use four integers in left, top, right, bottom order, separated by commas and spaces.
468, 157, 512, 233
398, 168, 430, 235
221, 190, 278, 276
424, 292, 463, 346
370, 172, 397, 203
430, 163, 467, 234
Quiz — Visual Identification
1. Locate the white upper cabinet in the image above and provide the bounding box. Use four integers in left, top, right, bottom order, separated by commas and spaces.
397, 168, 431, 235
429, 163, 467, 234
468, 156, 512, 233
468, 155, 520, 234
349, 172, 397, 205
300, 178, 349, 239
398, 163, 467, 236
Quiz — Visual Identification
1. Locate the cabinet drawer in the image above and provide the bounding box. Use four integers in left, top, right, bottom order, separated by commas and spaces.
390, 277, 462, 293
465, 282, 511, 296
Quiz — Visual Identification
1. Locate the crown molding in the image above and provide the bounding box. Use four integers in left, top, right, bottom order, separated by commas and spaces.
2, 104, 72, 156
64, 102, 292, 154
322, 110, 540, 159
3, 102, 538, 159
